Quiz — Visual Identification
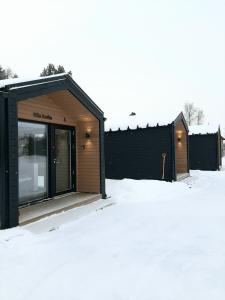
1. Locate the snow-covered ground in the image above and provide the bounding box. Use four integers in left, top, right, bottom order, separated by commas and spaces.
1, 162, 225, 300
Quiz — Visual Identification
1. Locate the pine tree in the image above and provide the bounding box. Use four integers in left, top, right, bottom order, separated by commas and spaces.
40, 63, 72, 77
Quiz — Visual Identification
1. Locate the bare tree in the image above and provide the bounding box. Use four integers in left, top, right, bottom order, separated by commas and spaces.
184, 102, 204, 126
5, 68, 18, 79
0, 65, 18, 79
184, 102, 197, 126
196, 109, 204, 125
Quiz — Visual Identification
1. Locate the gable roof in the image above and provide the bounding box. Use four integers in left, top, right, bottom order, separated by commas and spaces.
105, 111, 188, 132
0, 73, 103, 119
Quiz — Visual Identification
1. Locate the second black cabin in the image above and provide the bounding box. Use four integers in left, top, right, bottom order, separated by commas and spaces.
189, 125, 223, 171
105, 113, 189, 181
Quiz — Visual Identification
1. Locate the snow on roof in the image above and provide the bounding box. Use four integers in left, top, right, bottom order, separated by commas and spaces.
189, 125, 219, 135
0, 73, 67, 89
105, 112, 183, 132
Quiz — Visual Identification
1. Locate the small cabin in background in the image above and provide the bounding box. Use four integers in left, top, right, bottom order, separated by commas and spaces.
105, 112, 189, 182
189, 125, 223, 171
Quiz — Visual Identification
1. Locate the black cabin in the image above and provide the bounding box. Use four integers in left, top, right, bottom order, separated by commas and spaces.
189, 126, 223, 171
105, 112, 189, 182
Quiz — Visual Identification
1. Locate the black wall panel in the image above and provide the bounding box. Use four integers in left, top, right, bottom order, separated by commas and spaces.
105, 126, 173, 181
189, 134, 218, 171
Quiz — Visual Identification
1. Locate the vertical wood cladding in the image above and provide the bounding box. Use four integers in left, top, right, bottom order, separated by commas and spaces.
105, 126, 173, 181
189, 134, 219, 170
175, 120, 188, 174
17, 92, 100, 194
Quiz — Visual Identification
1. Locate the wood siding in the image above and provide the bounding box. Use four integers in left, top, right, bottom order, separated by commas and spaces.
17, 90, 100, 194
76, 121, 100, 193
175, 120, 188, 174
17, 90, 96, 125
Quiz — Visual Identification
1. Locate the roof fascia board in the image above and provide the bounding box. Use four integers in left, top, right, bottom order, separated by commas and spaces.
5, 76, 103, 120
1, 74, 66, 91
65, 75, 103, 114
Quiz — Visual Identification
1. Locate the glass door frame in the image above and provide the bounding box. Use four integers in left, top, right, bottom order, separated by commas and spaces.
50, 124, 76, 197
18, 119, 76, 206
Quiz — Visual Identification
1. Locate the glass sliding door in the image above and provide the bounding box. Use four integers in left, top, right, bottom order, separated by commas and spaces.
55, 128, 72, 193
18, 122, 74, 205
18, 121, 48, 204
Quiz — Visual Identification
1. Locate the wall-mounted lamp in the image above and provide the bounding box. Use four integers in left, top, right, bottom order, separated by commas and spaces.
81, 131, 91, 150
85, 132, 91, 139
177, 137, 181, 143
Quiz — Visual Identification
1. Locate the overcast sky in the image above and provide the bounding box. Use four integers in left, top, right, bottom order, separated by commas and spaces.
1, 0, 225, 130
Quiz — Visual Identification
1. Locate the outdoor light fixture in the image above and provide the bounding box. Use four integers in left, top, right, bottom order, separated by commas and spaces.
85, 132, 91, 139
177, 137, 181, 143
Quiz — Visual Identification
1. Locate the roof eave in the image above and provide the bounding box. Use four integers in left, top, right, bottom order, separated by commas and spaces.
1, 74, 104, 120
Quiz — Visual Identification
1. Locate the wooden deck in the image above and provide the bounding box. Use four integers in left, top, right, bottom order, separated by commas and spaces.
19, 193, 102, 225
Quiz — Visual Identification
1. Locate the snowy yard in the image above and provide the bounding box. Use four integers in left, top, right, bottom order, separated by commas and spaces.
1, 163, 225, 300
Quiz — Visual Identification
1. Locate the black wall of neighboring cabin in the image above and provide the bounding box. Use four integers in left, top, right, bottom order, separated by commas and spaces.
189, 134, 219, 171
105, 126, 174, 181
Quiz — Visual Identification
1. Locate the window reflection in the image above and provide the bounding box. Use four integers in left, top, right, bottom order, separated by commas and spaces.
18, 122, 48, 204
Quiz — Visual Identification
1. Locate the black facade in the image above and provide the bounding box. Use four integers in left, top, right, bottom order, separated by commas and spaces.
0, 74, 106, 229
105, 125, 174, 181
105, 113, 189, 182
189, 132, 222, 171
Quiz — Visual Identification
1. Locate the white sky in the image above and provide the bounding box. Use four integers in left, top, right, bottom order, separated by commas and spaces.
1, 0, 225, 130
